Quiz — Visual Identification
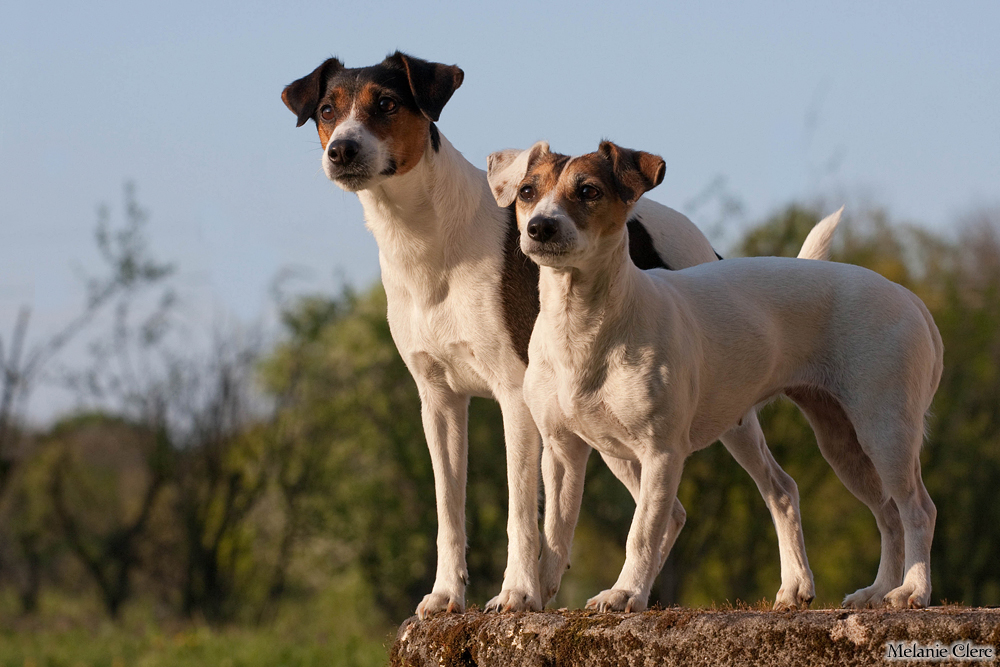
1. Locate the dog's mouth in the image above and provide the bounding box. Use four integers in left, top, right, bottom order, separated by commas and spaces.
330, 168, 373, 192
522, 241, 573, 265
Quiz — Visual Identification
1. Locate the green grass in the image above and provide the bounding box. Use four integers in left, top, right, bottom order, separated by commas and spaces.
0, 572, 394, 667
0, 624, 389, 667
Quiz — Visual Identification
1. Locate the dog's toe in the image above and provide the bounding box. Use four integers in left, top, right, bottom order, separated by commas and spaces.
416, 591, 465, 619
883, 583, 929, 610
485, 588, 541, 613
774, 578, 815, 611
842, 583, 894, 609
585, 589, 645, 613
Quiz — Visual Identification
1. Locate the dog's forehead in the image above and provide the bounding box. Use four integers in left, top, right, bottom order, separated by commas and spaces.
524, 152, 570, 189
530, 152, 613, 192
325, 62, 413, 104
567, 153, 614, 181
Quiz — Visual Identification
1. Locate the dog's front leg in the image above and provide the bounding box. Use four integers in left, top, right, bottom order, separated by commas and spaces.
485, 394, 543, 612
414, 384, 471, 619
537, 429, 592, 607
601, 455, 688, 574
587, 451, 685, 613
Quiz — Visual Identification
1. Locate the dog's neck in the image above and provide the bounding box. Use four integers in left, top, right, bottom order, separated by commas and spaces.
536, 231, 640, 375
358, 131, 488, 280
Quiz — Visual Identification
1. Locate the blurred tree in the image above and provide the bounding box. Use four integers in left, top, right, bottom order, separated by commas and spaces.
0, 183, 172, 498
0, 182, 173, 613
48, 414, 170, 618
922, 212, 1000, 606
3, 196, 997, 627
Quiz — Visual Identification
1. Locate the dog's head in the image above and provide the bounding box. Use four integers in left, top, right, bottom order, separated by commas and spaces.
282, 52, 464, 191
487, 141, 665, 268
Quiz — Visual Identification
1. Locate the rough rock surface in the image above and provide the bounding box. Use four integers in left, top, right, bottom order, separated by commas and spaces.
390, 607, 1000, 666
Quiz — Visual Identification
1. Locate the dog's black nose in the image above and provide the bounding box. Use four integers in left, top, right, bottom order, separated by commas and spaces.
526, 216, 559, 243
327, 139, 360, 165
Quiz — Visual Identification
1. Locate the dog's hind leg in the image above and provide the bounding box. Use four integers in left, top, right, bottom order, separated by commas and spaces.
787, 387, 907, 609
601, 455, 687, 576
853, 419, 936, 609
719, 413, 814, 610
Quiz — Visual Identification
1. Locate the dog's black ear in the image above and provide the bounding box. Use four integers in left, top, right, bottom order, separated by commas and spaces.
282, 58, 344, 127
598, 141, 666, 205
387, 52, 464, 122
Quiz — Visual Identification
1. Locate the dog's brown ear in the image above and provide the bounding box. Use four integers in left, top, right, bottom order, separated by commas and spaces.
387, 52, 464, 122
487, 141, 550, 207
282, 58, 344, 128
598, 141, 666, 205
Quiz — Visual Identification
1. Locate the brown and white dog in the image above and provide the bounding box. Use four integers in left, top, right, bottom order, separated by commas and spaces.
487, 140, 942, 611
281, 53, 829, 616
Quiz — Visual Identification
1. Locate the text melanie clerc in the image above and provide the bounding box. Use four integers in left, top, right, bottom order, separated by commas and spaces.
885, 641, 995, 661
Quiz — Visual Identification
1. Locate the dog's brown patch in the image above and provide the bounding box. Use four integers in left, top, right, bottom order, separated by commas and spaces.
518, 152, 633, 237
314, 85, 351, 147
384, 107, 431, 175
283, 53, 463, 173
515, 144, 666, 243
312, 81, 429, 175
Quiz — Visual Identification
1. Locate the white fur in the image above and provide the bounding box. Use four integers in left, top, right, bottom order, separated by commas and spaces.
504, 153, 942, 612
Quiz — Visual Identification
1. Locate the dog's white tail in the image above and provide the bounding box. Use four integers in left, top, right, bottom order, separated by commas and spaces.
796, 206, 843, 261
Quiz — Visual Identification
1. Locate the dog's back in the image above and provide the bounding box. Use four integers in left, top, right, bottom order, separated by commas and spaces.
650, 256, 943, 427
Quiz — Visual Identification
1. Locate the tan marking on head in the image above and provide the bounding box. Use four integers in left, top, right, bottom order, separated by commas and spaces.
314, 85, 351, 147
517, 151, 632, 238
317, 81, 430, 175
377, 105, 431, 175
558, 154, 634, 237
514, 150, 570, 226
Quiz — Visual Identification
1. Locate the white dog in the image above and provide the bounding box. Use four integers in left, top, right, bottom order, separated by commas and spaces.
282, 53, 830, 616
487, 140, 943, 612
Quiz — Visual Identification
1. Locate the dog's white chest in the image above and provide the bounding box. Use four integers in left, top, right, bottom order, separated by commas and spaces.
384, 277, 510, 398
528, 351, 664, 461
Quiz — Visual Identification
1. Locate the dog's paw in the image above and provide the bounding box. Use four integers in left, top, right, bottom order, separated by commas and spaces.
416, 591, 465, 619
485, 588, 542, 613
774, 577, 815, 611
585, 589, 646, 613
883, 582, 929, 609
842, 583, 893, 609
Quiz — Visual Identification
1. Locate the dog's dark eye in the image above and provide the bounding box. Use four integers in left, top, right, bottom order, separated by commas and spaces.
320, 105, 335, 121
378, 97, 398, 113
519, 185, 536, 201
580, 185, 601, 201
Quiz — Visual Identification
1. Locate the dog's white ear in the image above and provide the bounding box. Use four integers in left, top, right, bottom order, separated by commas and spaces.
487, 141, 550, 207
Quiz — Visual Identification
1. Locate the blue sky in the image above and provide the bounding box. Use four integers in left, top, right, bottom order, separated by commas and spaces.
2, 1, 999, 417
